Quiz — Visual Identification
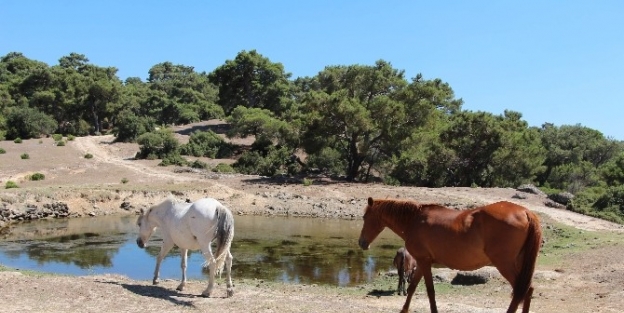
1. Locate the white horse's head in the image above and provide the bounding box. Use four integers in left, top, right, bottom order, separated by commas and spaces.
136, 207, 157, 249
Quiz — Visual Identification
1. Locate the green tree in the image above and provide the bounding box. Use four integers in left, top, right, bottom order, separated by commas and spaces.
538, 123, 621, 189
5, 105, 57, 139
147, 62, 222, 125
209, 50, 293, 116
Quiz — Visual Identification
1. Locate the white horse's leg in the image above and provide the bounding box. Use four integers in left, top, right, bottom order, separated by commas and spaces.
176, 248, 188, 291
153, 240, 174, 285
225, 249, 234, 297
201, 244, 216, 297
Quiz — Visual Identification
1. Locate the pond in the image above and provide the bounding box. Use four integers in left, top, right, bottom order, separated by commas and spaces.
0, 214, 403, 286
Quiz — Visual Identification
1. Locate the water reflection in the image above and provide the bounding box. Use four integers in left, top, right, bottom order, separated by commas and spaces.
0, 215, 402, 286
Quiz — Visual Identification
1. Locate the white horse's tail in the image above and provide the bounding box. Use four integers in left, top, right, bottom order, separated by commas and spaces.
205, 204, 234, 276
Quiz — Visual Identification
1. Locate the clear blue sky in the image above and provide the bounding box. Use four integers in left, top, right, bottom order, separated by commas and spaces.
2, 1, 623, 140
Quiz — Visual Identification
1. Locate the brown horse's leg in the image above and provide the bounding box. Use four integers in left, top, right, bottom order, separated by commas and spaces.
521, 286, 534, 313
493, 262, 522, 313
401, 268, 423, 313
420, 263, 438, 313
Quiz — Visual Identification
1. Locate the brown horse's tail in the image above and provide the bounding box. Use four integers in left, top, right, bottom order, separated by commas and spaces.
513, 211, 542, 302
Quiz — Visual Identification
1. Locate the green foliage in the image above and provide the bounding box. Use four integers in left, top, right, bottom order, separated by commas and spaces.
13, 138, 22, 143
180, 130, 234, 158
29, 173, 45, 181
51, 134, 63, 141
158, 154, 188, 167
226, 106, 295, 146
568, 186, 624, 224
20, 153, 29, 159
0, 148, 5, 154
234, 145, 294, 176
84, 153, 93, 159
305, 147, 346, 175
135, 129, 180, 160
67, 135, 75, 141
5, 181, 19, 189
5, 105, 58, 140
113, 109, 156, 143
600, 152, 624, 186
213, 163, 235, 173
56, 140, 65, 146
302, 178, 313, 186
189, 159, 209, 169
209, 50, 293, 116
121, 178, 128, 184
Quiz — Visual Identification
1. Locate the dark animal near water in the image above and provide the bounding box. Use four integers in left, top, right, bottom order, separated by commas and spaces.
358, 198, 542, 313
393, 247, 417, 296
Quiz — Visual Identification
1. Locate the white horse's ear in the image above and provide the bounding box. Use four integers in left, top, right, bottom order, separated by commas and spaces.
140, 208, 144, 214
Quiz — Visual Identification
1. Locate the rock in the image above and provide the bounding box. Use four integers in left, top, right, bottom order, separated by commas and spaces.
548, 192, 575, 205
545, 200, 566, 209
516, 184, 547, 197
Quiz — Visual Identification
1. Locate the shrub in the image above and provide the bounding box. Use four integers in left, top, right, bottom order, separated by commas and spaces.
121, 178, 129, 184
84, 153, 93, 159
159, 154, 188, 167
213, 163, 235, 173
5, 181, 19, 189
56, 140, 65, 146
29, 173, 45, 181
0, 148, 5, 154
20, 153, 29, 159
67, 135, 76, 141
51, 134, 63, 141
180, 130, 235, 159
189, 160, 209, 169
302, 178, 313, 186
14, 138, 22, 144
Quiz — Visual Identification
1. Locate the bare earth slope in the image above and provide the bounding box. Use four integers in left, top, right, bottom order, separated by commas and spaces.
1, 131, 623, 313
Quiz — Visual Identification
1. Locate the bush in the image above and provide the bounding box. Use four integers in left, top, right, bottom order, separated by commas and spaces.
29, 173, 45, 181
121, 178, 129, 184
189, 160, 209, 169
159, 154, 188, 167
20, 153, 29, 159
51, 134, 63, 141
84, 153, 93, 159
67, 135, 76, 141
213, 163, 235, 173
568, 186, 624, 224
5, 181, 19, 189
14, 138, 22, 144
180, 130, 235, 159
0, 148, 5, 154
302, 178, 313, 186
136, 129, 180, 160
56, 140, 65, 146
5, 106, 57, 140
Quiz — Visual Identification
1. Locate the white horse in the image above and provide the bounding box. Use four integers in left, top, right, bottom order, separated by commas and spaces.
136, 197, 235, 297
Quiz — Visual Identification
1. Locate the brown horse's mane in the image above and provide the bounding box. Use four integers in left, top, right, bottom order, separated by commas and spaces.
369, 198, 445, 220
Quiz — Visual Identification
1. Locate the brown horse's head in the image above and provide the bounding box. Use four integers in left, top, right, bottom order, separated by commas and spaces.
358, 197, 385, 250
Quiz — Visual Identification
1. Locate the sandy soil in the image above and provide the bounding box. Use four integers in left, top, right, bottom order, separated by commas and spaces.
1, 124, 623, 312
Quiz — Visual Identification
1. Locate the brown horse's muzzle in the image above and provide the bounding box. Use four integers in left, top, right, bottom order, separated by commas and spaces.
358, 238, 369, 250
136, 238, 146, 249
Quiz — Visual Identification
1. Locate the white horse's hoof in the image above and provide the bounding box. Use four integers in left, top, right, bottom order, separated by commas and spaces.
200, 292, 211, 298
176, 284, 185, 291
152, 280, 159, 285
227, 288, 234, 297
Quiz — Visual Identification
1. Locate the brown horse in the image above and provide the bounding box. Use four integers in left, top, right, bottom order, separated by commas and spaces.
358, 198, 542, 313
393, 247, 417, 296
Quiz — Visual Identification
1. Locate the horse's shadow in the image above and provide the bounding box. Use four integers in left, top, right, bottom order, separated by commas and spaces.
99, 281, 223, 307
367, 289, 396, 297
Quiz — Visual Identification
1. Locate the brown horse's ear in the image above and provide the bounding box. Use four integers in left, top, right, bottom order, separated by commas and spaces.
368, 197, 374, 206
